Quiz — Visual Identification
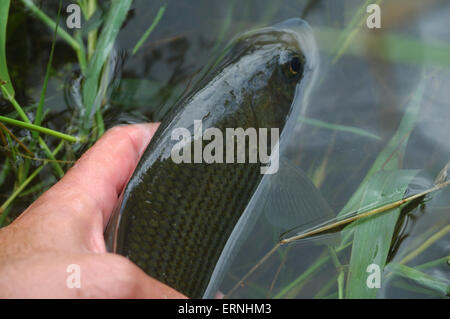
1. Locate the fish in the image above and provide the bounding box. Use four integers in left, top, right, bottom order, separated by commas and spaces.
105, 18, 332, 298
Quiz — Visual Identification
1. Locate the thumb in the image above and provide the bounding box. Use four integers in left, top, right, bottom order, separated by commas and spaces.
79, 253, 188, 299
14, 124, 159, 253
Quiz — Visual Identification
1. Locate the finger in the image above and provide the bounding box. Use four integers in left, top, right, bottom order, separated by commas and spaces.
97, 254, 188, 299
54, 123, 159, 224
16, 124, 159, 251
0, 252, 187, 299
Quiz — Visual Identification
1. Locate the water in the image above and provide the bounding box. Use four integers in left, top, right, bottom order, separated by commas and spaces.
1, 0, 449, 298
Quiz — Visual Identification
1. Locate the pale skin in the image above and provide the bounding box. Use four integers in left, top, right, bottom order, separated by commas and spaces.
0, 124, 186, 298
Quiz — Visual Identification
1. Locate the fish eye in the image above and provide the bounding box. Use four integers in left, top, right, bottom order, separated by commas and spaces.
289, 57, 302, 75
280, 52, 303, 80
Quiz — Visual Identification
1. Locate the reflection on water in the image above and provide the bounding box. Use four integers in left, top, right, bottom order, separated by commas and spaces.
2, 0, 449, 298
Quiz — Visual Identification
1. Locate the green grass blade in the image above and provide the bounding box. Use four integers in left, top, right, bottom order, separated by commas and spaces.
38, 137, 64, 178
386, 263, 450, 296
415, 256, 450, 271
86, 0, 98, 61
132, 4, 167, 55
391, 279, 445, 297
273, 252, 329, 299
34, 1, 62, 134
0, 164, 45, 222
397, 225, 450, 267
0, 87, 65, 177
298, 116, 382, 140
0, 116, 80, 143
315, 26, 450, 69
314, 274, 339, 299
93, 52, 113, 138
0, 158, 10, 185
81, 0, 132, 133
343, 79, 426, 298
0, 0, 14, 97
272, 241, 353, 299
20, 1, 79, 45
0, 140, 64, 226
0, 85, 28, 121
332, 0, 383, 64
20, 0, 80, 51
20, 0, 87, 73
3, 130, 16, 160
19, 1, 63, 183
345, 169, 419, 298
338, 79, 426, 220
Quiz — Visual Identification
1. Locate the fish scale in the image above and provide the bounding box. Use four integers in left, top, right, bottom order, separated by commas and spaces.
123, 109, 259, 290
127, 163, 260, 296
105, 20, 312, 298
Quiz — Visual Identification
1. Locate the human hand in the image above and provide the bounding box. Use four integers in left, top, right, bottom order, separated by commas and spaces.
0, 124, 186, 298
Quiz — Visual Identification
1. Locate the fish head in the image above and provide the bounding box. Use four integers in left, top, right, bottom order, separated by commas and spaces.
225, 18, 318, 132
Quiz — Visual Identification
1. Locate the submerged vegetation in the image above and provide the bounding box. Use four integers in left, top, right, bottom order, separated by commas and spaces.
0, 0, 449, 298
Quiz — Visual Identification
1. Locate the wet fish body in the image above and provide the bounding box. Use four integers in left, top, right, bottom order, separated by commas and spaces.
105, 19, 320, 298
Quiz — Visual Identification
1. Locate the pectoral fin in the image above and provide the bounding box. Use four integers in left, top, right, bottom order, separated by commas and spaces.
262, 157, 335, 235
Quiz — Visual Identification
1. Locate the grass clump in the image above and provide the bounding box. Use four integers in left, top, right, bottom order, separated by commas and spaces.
0, 0, 163, 224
